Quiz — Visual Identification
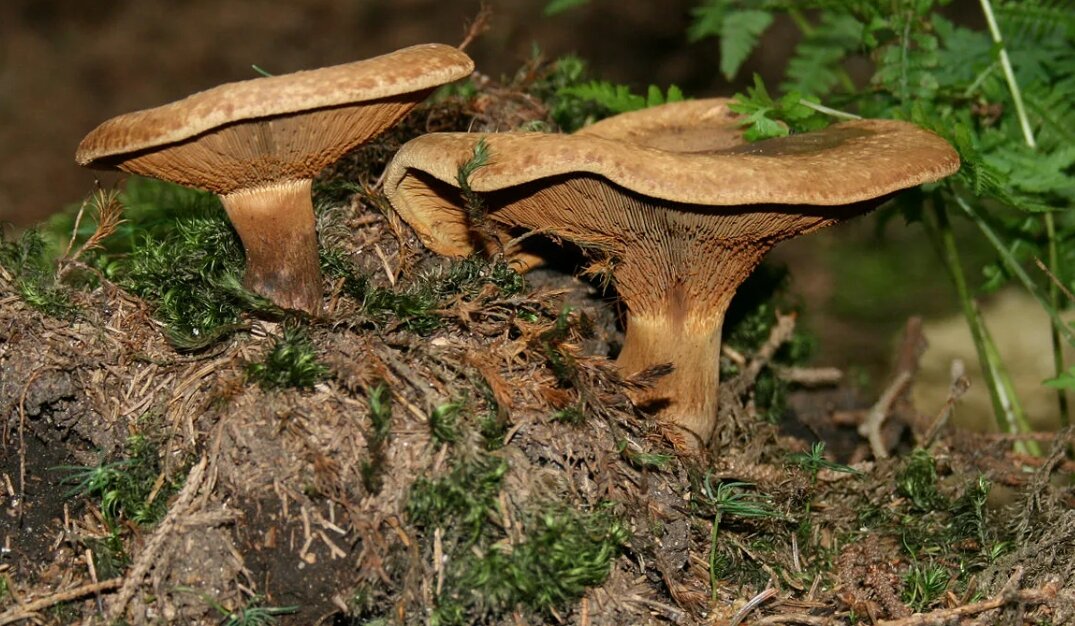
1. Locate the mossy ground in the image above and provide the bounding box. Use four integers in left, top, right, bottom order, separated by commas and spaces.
1, 62, 1074, 626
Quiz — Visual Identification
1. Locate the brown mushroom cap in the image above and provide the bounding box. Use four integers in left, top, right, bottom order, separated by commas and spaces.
75, 43, 473, 314
76, 43, 474, 192
389, 111, 956, 215
384, 98, 959, 447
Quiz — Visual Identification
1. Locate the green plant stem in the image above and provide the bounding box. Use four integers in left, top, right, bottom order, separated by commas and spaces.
930, 199, 1036, 451
978, 0, 1035, 150
980, 0, 1068, 424
951, 194, 1075, 347
1045, 213, 1070, 427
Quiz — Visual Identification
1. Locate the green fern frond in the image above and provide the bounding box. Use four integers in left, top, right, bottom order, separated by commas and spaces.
781, 12, 863, 95
1023, 79, 1075, 149
557, 81, 684, 116
995, 0, 1075, 42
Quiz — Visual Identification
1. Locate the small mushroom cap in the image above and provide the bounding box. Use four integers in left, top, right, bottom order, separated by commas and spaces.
76, 43, 474, 193
384, 98, 960, 256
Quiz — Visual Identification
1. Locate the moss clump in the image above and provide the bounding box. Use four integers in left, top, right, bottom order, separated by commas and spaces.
454, 508, 628, 618
118, 201, 267, 349
246, 325, 328, 390
407, 455, 626, 623
897, 448, 943, 512
0, 228, 77, 318
407, 456, 508, 543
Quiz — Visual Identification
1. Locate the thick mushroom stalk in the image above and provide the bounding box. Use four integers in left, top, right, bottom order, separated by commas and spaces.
75, 43, 475, 314
480, 181, 867, 444
384, 99, 960, 448
220, 179, 321, 313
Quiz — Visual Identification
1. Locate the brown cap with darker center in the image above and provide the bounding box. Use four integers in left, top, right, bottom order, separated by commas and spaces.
384, 98, 959, 447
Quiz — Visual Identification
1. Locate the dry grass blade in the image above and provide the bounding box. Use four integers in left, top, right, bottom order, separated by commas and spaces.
58, 185, 125, 280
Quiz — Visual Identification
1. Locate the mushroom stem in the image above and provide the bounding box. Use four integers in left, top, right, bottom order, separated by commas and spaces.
220, 179, 322, 314
617, 307, 728, 447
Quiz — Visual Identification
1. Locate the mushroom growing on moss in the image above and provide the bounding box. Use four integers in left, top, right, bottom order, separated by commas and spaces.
76, 43, 474, 314
383, 98, 960, 447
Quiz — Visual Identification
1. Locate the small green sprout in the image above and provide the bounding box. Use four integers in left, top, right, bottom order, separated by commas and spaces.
430, 401, 461, 444
902, 561, 950, 612
457, 138, 490, 222
180, 588, 297, 626
699, 478, 784, 598
787, 441, 863, 484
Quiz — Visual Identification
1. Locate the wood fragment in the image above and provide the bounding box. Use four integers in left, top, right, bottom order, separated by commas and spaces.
860, 370, 912, 460
0, 579, 122, 626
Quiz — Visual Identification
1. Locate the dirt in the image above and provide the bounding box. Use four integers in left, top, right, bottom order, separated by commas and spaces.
1, 61, 1074, 626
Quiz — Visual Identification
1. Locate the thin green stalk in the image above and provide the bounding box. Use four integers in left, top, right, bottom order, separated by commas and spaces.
931, 199, 1033, 447
978, 0, 1035, 148
980, 0, 1067, 423
952, 194, 1075, 347
1045, 214, 1070, 426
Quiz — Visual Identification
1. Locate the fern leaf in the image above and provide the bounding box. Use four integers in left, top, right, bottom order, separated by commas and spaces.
782, 12, 863, 95
995, 0, 1075, 42
718, 10, 775, 80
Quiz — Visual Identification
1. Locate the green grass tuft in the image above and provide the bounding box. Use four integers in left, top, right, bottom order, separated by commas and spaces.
902, 561, 950, 612
55, 434, 181, 527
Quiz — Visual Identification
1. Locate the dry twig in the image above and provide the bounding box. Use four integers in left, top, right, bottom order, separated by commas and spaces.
860, 370, 912, 460
0, 579, 122, 625
875, 582, 1059, 626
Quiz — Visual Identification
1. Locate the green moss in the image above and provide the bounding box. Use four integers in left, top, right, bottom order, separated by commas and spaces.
897, 449, 944, 512
0, 228, 77, 318
119, 206, 269, 348
455, 508, 628, 617
430, 402, 462, 444
246, 325, 328, 390
406, 456, 508, 543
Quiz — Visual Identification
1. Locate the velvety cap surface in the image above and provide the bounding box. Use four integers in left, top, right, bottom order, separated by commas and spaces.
386, 106, 960, 208
76, 43, 474, 165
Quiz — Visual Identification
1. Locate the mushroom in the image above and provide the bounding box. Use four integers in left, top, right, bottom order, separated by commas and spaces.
76, 43, 474, 314
383, 98, 960, 447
